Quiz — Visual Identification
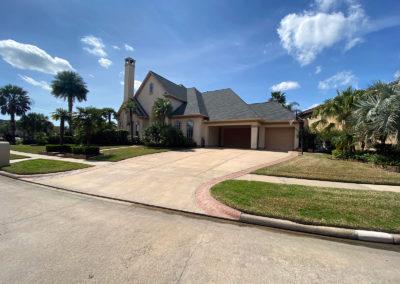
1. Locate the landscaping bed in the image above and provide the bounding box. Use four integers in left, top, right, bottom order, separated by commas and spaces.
252, 153, 400, 185
211, 180, 400, 233
89, 146, 170, 162
0, 159, 92, 175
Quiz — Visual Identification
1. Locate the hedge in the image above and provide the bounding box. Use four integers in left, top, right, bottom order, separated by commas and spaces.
72, 146, 100, 156
45, 144, 72, 153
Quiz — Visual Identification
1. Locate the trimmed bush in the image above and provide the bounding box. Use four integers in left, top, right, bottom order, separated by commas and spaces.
143, 123, 196, 148
45, 144, 72, 153
72, 146, 100, 156
47, 135, 76, 144
79, 129, 129, 145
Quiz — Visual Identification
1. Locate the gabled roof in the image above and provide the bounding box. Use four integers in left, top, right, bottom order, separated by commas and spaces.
249, 101, 296, 121
201, 89, 259, 121
172, 88, 208, 116
150, 71, 187, 102
131, 97, 149, 117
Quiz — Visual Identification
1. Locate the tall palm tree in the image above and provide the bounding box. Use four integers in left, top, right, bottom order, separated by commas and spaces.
51, 108, 69, 144
123, 101, 138, 142
0, 84, 31, 144
152, 98, 172, 125
18, 112, 53, 140
102, 107, 116, 124
51, 71, 89, 133
74, 107, 104, 145
269, 91, 287, 105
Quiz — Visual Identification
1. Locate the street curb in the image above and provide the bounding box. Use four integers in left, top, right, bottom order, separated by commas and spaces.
240, 213, 400, 245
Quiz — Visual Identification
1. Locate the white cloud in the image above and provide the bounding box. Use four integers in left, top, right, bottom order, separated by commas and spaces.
18, 74, 51, 91
318, 70, 357, 89
277, 0, 367, 66
395, 70, 400, 80
88, 74, 95, 78
0, 39, 74, 74
81, 35, 107, 57
315, 66, 322, 74
98, 58, 112, 68
124, 44, 134, 51
271, 81, 300, 92
112, 45, 120, 50
120, 80, 142, 91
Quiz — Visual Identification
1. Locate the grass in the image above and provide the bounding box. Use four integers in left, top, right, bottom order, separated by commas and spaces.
252, 153, 400, 185
1, 159, 92, 175
10, 153, 29, 160
10, 145, 45, 154
89, 146, 170, 162
211, 180, 400, 233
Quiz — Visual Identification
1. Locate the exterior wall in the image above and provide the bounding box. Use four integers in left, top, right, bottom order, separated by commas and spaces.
170, 117, 204, 146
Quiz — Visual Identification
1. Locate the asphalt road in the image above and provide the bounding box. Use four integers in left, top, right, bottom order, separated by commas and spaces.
1, 176, 400, 283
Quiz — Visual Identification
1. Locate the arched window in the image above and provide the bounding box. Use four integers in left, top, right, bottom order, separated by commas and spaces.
186, 121, 193, 139
175, 121, 181, 130
135, 121, 140, 136
149, 83, 153, 94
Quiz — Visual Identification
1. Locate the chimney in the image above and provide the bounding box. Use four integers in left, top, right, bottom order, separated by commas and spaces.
123, 57, 135, 102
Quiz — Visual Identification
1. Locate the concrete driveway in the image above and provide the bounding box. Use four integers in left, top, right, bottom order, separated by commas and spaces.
22, 148, 291, 213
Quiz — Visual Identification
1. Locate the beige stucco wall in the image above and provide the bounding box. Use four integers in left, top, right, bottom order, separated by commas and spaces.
171, 117, 204, 146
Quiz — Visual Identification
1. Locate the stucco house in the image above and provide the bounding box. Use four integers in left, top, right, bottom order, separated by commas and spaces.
118, 57, 299, 151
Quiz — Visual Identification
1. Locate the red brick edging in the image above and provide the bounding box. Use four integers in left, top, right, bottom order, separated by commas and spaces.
195, 152, 299, 220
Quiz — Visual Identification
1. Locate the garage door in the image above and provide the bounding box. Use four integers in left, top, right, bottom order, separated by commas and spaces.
223, 127, 251, 148
265, 127, 294, 151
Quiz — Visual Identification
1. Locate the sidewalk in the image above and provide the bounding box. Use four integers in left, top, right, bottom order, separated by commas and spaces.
235, 174, 400, 193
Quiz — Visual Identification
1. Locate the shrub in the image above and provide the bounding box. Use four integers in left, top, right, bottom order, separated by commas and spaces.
72, 145, 100, 155
33, 132, 48, 145
22, 138, 36, 145
79, 129, 129, 145
143, 123, 196, 148
47, 135, 76, 144
331, 149, 346, 159
45, 144, 72, 153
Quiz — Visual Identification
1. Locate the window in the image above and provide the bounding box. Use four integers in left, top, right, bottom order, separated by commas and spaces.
135, 121, 140, 136
149, 83, 153, 94
175, 121, 181, 130
186, 121, 193, 139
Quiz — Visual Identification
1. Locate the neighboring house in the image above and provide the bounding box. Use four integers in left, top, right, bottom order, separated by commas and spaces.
118, 58, 299, 151
298, 107, 342, 131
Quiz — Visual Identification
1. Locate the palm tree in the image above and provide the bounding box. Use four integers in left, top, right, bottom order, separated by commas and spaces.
74, 107, 104, 145
51, 71, 89, 133
102, 107, 116, 124
51, 108, 69, 144
123, 101, 138, 142
152, 98, 172, 125
0, 84, 31, 144
18, 112, 53, 140
269, 91, 300, 113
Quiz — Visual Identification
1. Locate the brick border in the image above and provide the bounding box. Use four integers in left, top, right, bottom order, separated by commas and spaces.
195, 152, 298, 219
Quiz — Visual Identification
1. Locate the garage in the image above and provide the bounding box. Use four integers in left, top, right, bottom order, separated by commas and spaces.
265, 127, 294, 151
222, 127, 251, 148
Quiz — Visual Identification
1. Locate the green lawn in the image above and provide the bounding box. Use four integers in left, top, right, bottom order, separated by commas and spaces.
10, 145, 45, 154
10, 153, 29, 160
1, 159, 92, 175
89, 146, 169, 162
211, 180, 400, 233
252, 153, 400, 185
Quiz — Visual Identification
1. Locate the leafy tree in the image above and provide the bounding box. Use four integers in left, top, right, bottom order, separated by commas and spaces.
73, 107, 105, 145
51, 71, 89, 132
18, 112, 53, 140
268, 91, 300, 113
152, 98, 172, 125
123, 101, 138, 142
0, 84, 31, 144
51, 108, 69, 144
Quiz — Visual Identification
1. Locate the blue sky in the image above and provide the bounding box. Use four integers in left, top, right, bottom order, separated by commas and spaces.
1, 0, 399, 123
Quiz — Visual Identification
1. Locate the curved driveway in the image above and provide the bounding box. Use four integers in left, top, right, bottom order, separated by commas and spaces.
22, 148, 291, 213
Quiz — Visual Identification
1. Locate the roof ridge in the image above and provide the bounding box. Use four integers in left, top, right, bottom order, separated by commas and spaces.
202, 88, 231, 93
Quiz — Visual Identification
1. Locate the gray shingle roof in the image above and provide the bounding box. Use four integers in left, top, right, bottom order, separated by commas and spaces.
201, 89, 259, 121
172, 88, 208, 116
249, 102, 296, 121
150, 71, 187, 102
131, 97, 149, 117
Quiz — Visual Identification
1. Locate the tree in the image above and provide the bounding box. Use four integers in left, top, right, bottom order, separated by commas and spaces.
51, 71, 89, 133
102, 107, 116, 126
123, 101, 138, 142
73, 107, 105, 145
268, 91, 300, 113
0, 84, 31, 144
351, 81, 400, 148
152, 98, 172, 125
51, 108, 69, 144
18, 113, 53, 140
